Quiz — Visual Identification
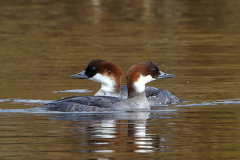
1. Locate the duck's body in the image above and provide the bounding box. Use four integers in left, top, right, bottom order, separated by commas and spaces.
120, 85, 181, 105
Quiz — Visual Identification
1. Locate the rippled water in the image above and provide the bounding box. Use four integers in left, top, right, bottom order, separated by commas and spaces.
0, 0, 240, 159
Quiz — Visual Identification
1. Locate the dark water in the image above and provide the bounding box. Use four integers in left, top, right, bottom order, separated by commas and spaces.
0, 0, 240, 159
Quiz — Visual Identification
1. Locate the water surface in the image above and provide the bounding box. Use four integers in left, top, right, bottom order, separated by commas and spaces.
0, 0, 240, 159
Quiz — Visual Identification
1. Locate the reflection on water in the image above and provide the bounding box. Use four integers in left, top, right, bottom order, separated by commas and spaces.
0, 0, 240, 159
0, 103, 240, 159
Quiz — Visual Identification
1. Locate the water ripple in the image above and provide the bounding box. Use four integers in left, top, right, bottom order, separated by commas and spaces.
52, 89, 91, 93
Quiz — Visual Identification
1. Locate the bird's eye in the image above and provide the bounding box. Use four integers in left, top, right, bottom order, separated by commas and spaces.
151, 68, 157, 74
90, 67, 96, 72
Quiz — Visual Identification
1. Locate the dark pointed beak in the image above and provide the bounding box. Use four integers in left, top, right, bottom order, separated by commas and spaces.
70, 70, 88, 79
156, 71, 174, 79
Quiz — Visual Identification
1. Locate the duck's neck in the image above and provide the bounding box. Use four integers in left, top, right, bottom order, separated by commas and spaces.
127, 77, 146, 99
94, 77, 122, 98
127, 84, 146, 99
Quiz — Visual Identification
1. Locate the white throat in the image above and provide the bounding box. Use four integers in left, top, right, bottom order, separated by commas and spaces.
89, 73, 116, 92
133, 75, 155, 93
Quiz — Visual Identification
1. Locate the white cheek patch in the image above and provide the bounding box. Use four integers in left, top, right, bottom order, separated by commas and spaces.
89, 73, 115, 92
133, 75, 156, 93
